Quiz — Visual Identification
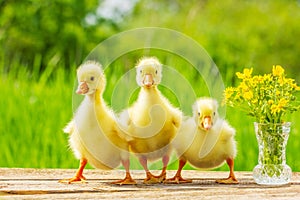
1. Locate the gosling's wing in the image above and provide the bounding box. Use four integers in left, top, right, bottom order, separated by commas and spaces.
220, 120, 236, 138
172, 117, 197, 156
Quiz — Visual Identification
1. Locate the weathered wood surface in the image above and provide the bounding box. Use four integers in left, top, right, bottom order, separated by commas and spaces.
0, 168, 300, 199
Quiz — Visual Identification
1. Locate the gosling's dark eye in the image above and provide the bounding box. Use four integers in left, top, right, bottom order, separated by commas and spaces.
213, 112, 216, 116
198, 112, 200, 116
155, 70, 158, 74
90, 76, 94, 81
140, 70, 142, 74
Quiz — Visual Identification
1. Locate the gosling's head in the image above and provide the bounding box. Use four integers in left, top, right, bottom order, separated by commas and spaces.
193, 97, 219, 131
76, 61, 106, 95
135, 57, 162, 88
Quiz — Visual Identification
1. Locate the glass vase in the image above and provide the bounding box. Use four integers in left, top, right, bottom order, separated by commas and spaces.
253, 122, 292, 185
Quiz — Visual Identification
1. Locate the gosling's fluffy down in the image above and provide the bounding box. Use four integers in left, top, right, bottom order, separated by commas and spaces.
119, 57, 182, 183
60, 61, 135, 184
168, 97, 238, 184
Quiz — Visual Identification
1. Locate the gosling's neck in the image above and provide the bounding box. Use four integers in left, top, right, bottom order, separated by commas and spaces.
141, 85, 159, 94
139, 86, 164, 105
86, 89, 104, 105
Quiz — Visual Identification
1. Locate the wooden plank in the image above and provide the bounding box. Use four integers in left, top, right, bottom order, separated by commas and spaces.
0, 168, 300, 199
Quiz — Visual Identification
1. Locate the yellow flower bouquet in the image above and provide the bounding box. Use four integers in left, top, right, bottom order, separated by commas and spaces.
224, 65, 300, 124
224, 65, 300, 185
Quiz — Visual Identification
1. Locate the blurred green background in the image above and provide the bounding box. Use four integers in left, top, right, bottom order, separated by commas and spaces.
1, 0, 300, 172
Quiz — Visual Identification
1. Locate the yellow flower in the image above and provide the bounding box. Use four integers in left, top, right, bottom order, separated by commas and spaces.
268, 100, 274, 105
263, 74, 272, 82
251, 99, 258, 104
271, 104, 281, 114
252, 75, 264, 85
244, 90, 253, 100
236, 68, 253, 80
276, 90, 281, 96
286, 78, 300, 90
278, 77, 285, 86
238, 81, 249, 92
270, 99, 288, 114
278, 98, 288, 107
224, 87, 235, 100
272, 65, 285, 77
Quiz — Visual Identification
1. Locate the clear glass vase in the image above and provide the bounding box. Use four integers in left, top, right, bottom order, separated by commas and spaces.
253, 122, 292, 185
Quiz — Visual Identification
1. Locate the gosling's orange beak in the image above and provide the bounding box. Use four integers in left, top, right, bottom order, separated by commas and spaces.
76, 81, 89, 94
143, 74, 154, 88
202, 116, 212, 131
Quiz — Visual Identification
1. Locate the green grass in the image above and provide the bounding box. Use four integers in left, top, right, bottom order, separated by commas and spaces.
0, 65, 77, 168
1, 59, 300, 172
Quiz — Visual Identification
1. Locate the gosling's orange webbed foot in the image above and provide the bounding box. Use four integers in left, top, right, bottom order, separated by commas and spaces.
216, 176, 238, 184
156, 171, 167, 183
59, 175, 87, 184
164, 175, 192, 184
59, 159, 88, 184
143, 176, 160, 184
111, 177, 137, 185
143, 172, 162, 184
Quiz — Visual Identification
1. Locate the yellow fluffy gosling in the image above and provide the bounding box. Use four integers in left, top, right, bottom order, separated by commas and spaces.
119, 57, 182, 184
59, 61, 136, 185
167, 97, 238, 184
